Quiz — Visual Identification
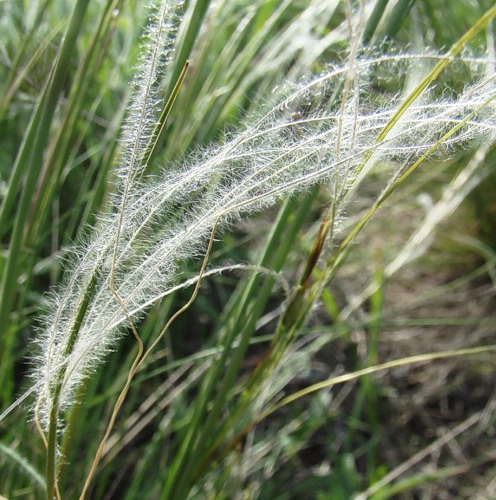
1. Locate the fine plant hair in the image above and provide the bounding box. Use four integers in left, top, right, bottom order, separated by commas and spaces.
6, 0, 495, 495
32, 53, 496, 429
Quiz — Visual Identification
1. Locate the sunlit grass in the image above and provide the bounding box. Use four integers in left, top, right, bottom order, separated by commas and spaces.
0, 1, 495, 498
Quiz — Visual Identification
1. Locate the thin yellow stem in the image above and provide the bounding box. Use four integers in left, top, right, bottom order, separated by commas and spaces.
79, 217, 220, 498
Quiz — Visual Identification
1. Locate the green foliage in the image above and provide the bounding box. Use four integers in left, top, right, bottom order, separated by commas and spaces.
0, 1, 495, 498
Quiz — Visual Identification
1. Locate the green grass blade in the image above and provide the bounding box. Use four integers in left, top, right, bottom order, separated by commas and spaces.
0, 0, 91, 407
377, 5, 496, 143
0, 442, 46, 490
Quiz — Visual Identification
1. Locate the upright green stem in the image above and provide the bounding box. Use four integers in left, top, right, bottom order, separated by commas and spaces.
161, 2, 414, 494
46, 403, 59, 500
382, 0, 415, 40
0, 0, 91, 407
361, 0, 390, 45
45, 272, 98, 499
162, 193, 315, 499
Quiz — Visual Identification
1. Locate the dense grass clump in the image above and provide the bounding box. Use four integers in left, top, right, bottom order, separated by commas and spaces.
1, 1, 495, 498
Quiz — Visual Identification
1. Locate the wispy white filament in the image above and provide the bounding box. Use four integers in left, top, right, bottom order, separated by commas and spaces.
26, 0, 496, 432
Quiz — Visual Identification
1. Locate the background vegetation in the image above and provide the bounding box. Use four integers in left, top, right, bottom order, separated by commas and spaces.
0, 0, 495, 498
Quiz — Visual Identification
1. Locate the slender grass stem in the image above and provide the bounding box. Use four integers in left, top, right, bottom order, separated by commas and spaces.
2, 1, 494, 496
215, 344, 496, 462
0, 0, 91, 408
80, 218, 219, 498
45, 272, 98, 500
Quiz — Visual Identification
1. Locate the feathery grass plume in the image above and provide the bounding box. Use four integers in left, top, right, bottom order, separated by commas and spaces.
32, 0, 184, 431
119, 0, 183, 182
26, 0, 494, 440
31, 49, 496, 435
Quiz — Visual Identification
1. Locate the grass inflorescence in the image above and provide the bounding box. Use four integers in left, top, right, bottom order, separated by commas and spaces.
1, 1, 496, 498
